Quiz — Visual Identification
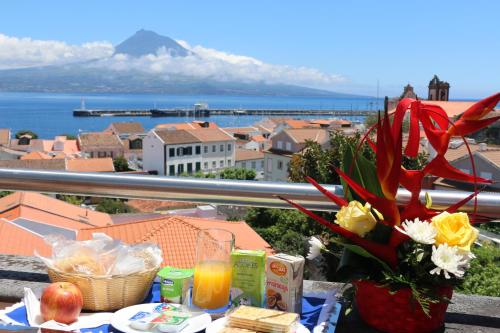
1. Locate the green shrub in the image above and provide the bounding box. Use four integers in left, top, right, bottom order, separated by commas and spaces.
457, 242, 500, 297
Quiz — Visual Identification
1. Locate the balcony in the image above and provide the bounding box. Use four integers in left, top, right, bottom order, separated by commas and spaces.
0, 168, 499, 332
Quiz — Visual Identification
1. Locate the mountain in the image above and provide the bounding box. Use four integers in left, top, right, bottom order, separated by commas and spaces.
0, 65, 364, 97
0, 30, 367, 97
114, 29, 190, 57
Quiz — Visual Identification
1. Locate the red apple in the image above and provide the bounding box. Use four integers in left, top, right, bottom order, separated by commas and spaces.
40, 282, 83, 324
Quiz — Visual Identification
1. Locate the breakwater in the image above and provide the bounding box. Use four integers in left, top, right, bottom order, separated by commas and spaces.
73, 108, 376, 117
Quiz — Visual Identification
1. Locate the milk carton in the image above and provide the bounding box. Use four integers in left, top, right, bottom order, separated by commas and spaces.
231, 250, 266, 307
266, 253, 304, 313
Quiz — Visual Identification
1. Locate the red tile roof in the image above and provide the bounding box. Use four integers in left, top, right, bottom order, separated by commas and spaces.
66, 158, 115, 172
0, 129, 10, 146
78, 132, 123, 149
250, 135, 268, 142
20, 151, 52, 160
127, 199, 196, 213
0, 192, 112, 228
187, 128, 235, 142
78, 216, 273, 268
108, 122, 145, 134
0, 218, 52, 256
0, 192, 114, 256
235, 148, 265, 161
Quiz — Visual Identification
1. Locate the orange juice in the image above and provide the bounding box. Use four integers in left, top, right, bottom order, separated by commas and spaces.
192, 260, 232, 309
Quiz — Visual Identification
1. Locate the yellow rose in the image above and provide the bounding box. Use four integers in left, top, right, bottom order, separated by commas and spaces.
335, 201, 380, 237
431, 212, 478, 251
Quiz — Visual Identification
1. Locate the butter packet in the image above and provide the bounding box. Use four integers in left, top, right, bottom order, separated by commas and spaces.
128, 311, 156, 331
150, 311, 190, 333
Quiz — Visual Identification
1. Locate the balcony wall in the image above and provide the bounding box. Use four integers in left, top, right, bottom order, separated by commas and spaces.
1, 254, 499, 332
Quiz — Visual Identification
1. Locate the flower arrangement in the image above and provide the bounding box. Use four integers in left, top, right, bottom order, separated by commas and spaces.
281, 93, 500, 333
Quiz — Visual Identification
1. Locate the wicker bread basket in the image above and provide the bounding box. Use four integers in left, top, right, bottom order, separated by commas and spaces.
47, 266, 160, 311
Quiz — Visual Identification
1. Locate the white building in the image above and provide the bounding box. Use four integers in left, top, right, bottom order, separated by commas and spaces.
143, 128, 235, 176
235, 148, 265, 180
264, 128, 329, 181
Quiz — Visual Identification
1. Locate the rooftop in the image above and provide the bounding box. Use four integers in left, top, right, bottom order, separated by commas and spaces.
235, 148, 265, 161
107, 122, 145, 134
0, 157, 115, 172
78, 132, 123, 148
154, 129, 200, 145
77, 215, 273, 268
284, 128, 329, 144
0, 129, 10, 146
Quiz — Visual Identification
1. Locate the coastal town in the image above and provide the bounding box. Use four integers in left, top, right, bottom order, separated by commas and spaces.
0, 2, 499, 331
0, 77, 499, 262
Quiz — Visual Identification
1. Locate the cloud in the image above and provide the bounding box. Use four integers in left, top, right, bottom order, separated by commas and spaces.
0, 33, 113, 69
0, 33, 345, 88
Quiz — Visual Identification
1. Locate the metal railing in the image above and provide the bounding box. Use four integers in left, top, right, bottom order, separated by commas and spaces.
0, 168, 499, 218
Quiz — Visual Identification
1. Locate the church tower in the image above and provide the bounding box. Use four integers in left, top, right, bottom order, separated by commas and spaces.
428, 75, 450, 101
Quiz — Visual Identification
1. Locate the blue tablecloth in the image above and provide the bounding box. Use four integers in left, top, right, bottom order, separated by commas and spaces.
1, 283, 341, 333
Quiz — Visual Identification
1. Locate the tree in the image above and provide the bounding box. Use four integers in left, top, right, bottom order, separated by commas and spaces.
96, 198, 134, 214
113, 156, 131, 172
15, 130, 38, 139
219, 168, 256, 180
56, 194, 85, 206
0, 191, 12, 198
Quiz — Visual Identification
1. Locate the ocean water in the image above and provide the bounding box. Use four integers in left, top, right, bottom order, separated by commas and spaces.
0, 92, 382, 138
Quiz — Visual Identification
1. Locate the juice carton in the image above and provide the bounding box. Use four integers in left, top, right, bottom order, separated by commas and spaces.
157, 266, 194, 304
231, 250, 266, 307
266, 253, 305, 313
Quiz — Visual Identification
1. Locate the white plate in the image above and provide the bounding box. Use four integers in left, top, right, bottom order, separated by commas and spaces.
110, 303, 212, 333
206, 317, 310, 333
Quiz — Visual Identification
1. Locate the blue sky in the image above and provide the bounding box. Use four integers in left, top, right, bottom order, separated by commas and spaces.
0, 0, 499, 98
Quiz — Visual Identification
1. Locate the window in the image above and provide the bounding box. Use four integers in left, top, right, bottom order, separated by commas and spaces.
212, 145, 216, 153
183, 146, 192, 156
129, 139, 142, 150
195, 146, 201, 155
195, 162, 201, 171
177, 164, 184, 174
204, 162, 208, 169
220, 144, 224, 152
227, 159, 231, 167
204, 146, 208, 154
220, 160, 224, 167
251, 161, 256, 169
227, 144, 232, 151
285, 142, 292, 151
169, 148, 175, 157
277, 141, 283, 149
261, 160, 264, 168
212, 161, 216, 168
187, 163, 193, 174
242, 162, 247, 169
169, 165, 175, 176
110, 151, 114, 158
267, 158, 273, 172
177, 147, 183, 157
480, 171, 493, 179
277, 160, 283, 170
98, 151, 106, 158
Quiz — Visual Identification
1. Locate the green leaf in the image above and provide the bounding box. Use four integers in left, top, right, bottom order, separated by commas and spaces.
329, 237, 393, 273
340, 144, 383, 202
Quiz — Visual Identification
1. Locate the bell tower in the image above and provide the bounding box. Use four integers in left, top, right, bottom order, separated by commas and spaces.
428, 75, 450, 101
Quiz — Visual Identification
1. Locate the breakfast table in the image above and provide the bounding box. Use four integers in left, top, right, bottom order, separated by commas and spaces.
0, 255, 499, 333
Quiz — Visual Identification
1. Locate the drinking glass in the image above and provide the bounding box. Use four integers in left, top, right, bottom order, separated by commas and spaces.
192, 228, 235, 310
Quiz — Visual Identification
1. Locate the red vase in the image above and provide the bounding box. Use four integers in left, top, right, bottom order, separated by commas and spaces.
354, 280, 453, 333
